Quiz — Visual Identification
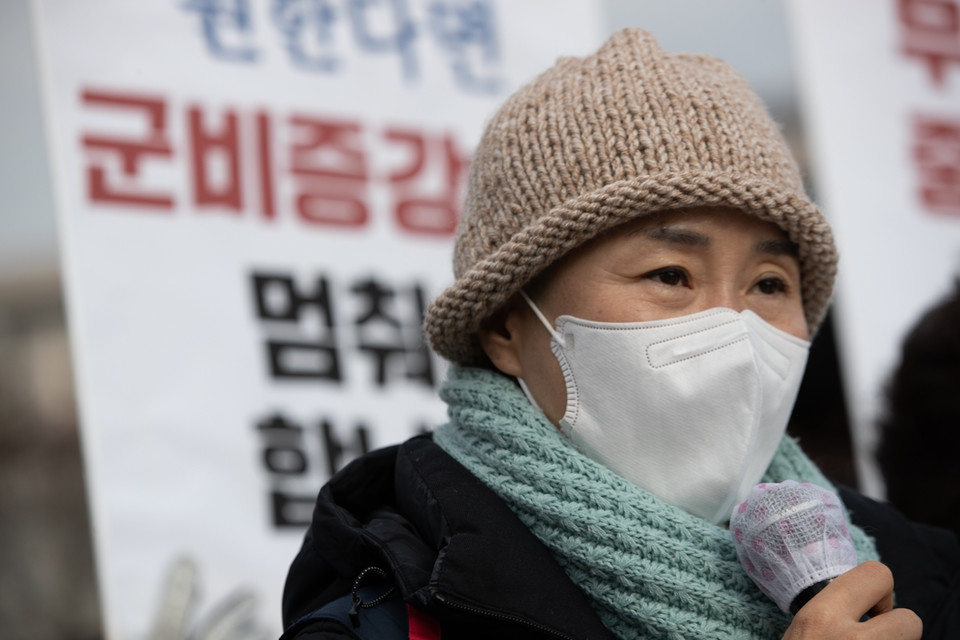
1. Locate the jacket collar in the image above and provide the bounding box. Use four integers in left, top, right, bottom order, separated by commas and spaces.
285, 435, 616, 639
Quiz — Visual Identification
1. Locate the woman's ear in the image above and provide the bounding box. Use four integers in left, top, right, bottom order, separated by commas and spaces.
477, 300, 526, 377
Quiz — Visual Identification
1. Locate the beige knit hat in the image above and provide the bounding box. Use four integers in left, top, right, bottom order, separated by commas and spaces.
424, 28, 837, 366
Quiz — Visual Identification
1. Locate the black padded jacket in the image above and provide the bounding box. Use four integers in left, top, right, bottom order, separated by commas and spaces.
281, 435, 960, 639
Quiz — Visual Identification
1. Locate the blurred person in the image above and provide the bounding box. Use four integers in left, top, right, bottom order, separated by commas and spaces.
878, 278, 960, 538
280, 30, 957, 639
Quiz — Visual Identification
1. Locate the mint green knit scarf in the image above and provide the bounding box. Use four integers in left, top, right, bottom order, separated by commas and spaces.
434, 367, 879, 640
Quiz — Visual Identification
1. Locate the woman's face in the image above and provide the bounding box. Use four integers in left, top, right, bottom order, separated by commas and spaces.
478, 207, 809, 425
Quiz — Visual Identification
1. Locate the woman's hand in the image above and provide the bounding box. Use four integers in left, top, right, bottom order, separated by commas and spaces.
782, 561, 922, 639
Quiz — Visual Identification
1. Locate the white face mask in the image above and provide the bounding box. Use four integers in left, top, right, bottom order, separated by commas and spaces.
519, 294, 811, 524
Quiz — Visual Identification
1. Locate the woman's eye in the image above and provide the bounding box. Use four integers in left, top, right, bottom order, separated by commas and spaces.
643, 267, 688, 287
755, 277, 787, 295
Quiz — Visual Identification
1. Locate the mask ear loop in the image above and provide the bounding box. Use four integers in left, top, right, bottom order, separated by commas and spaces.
519, 290, 565, 345
515, 291, 566, 413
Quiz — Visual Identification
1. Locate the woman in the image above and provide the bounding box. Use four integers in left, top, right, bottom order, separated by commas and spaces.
281, 29, 956, 639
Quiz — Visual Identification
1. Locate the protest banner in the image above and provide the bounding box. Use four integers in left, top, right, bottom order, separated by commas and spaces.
31, 2, 603, 636
789, 0, 960, 496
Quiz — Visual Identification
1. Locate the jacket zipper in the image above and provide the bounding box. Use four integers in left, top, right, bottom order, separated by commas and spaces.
433, 591, 579, 640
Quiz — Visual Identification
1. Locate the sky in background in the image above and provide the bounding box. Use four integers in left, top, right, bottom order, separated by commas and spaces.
0, 0, 797, 280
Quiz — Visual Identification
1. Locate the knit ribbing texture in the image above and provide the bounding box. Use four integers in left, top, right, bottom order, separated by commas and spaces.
424, 29, 838, 366
433, 367, 879, 640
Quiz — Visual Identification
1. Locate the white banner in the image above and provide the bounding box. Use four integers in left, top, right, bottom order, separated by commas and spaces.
789, 0, 960, 496
30, 2, 603, 637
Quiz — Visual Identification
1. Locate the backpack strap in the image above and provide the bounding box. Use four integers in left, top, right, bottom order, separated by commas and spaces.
281, 587, 408, 639
282, 566, 444, 640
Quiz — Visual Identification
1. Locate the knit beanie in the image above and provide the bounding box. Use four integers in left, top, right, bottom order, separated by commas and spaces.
424, 28, 837, 367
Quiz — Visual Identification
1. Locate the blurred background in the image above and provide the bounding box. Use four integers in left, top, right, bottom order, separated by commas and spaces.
0, 0, 914, 638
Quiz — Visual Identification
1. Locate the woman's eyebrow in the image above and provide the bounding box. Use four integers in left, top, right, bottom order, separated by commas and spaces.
754, 238, 799, 257
629, 226, 711, 247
